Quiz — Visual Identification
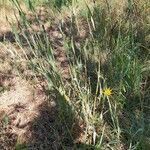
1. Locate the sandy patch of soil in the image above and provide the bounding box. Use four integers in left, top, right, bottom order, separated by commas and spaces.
0, 75, 54, 149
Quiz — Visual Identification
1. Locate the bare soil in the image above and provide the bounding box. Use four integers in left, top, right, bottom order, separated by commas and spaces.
0, 5, 72, 149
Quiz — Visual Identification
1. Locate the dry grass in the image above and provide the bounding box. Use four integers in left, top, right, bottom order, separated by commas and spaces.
0, 1, 27, 34
0, 0, 149, 149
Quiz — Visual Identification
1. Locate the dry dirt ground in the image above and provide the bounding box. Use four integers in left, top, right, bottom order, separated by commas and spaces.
0, 41, 60, 150
0, 6, 69, 149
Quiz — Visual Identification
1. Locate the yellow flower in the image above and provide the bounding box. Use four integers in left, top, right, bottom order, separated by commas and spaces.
103, 88, 112, 96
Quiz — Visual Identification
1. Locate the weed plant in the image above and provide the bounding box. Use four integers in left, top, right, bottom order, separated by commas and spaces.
10, 0, 150, 149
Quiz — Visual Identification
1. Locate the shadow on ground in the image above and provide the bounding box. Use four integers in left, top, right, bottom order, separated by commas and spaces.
13, 89, 94, 150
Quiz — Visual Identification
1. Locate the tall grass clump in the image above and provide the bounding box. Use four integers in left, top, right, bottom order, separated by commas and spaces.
10, 0, 150, 149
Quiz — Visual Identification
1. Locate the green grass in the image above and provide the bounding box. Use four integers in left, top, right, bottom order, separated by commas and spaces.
6, 0, 150, 149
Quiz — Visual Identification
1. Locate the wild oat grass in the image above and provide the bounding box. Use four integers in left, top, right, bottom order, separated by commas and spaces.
4, 0, 150, 149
